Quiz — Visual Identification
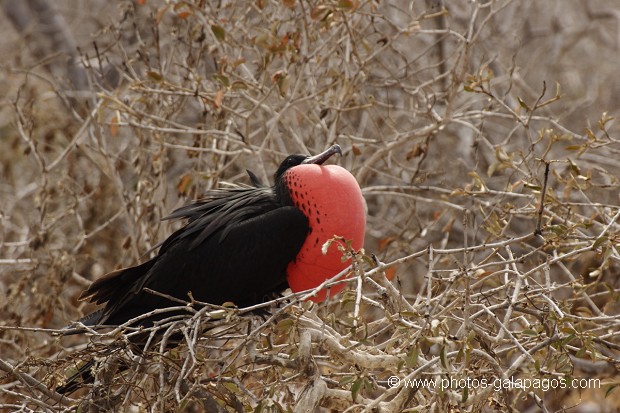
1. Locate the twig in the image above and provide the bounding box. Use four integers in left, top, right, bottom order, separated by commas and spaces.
0, 358, 72, 406
535, 160, 550, 235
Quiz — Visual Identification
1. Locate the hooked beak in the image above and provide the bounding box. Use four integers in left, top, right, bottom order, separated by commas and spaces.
302, 144, 343, 165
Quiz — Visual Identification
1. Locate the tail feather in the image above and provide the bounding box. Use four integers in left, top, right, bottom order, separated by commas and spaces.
60, 309, 105, 335
77, 308, 105, 326
56, 360, 96, 395
79, 261, 154, 305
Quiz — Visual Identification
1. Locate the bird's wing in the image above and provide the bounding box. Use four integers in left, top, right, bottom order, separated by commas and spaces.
161, 187, 276, 249
81, 187, 276, 305
79, 260, 155, 305
80, 189, 309, 326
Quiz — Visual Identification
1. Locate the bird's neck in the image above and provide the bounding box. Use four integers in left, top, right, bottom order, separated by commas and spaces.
273, 178, 294, 206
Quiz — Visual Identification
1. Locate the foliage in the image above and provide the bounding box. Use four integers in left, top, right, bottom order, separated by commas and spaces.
0, 0, 619, 411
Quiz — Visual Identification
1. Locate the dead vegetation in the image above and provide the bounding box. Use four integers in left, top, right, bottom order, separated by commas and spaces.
1, 0, 619, 412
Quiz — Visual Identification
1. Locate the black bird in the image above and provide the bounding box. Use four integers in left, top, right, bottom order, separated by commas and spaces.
56, 144, 366, 393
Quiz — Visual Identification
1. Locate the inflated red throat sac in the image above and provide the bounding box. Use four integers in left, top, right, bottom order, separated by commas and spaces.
284, 155, 366, 302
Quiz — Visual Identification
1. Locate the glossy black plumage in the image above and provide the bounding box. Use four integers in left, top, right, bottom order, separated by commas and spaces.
79, 161, 312, 328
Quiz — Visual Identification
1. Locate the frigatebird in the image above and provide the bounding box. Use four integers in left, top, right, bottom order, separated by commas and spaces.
56, 144, 366, 393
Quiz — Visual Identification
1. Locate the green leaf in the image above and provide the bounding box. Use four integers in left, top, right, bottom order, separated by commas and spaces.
211, 25, 226, 41
223, 381, 240, 393
605, 384, 619, 398
568, 158, 580, 175
406, 346, 419, 368
455, 345, 464, 363
212, 74, 230, 88
575, 346, 587, 358
230, 81, 248, 90
517, 97, 530, 111
439, 346, 447, 369
276, 318, 295, 333
339, 375, 355, 386
351, 378, 363, 401
592, 236, 608, 250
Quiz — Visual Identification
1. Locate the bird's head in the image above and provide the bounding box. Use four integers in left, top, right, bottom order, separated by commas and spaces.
274, 144, 342, 203
273, 144, 342, 182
